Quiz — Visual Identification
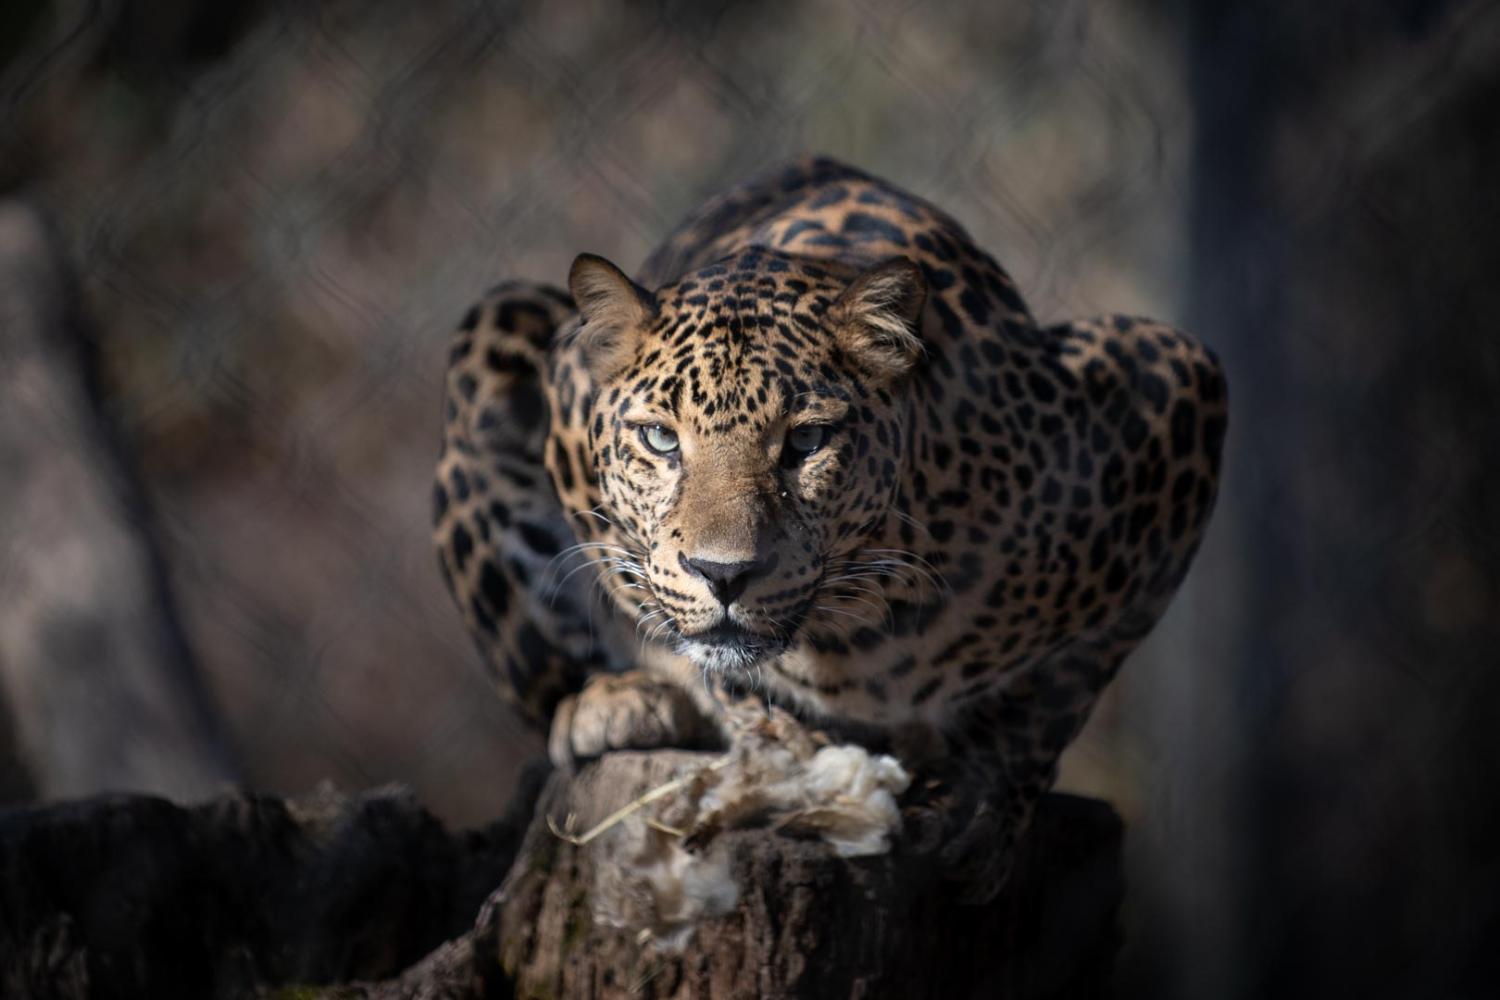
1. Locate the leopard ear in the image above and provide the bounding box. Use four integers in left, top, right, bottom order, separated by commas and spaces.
829, 257, 927, 382
568, 253, 656, 381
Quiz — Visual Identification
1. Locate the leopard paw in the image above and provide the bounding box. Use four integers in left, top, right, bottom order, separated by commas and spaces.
936, 796, 1018, 904
547, 670, 719, 768
903, 766, 1024, 905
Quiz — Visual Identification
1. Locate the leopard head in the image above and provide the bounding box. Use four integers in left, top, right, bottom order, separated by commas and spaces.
561, 248, 926, 674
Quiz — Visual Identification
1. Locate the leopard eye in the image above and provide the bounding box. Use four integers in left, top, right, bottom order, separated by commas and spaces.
784, 424, 831, 462
640, 423, 679, 456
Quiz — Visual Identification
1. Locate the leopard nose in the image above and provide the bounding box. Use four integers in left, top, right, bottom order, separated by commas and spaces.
679, 552, 764, 605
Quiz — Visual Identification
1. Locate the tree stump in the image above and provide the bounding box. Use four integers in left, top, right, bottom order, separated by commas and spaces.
0, 773, 545, 1000
355, 751, 1124, 1000
0, 752, 1121, 999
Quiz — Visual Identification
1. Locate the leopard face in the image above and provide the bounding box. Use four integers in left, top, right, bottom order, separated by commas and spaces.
560, 248, 926, 676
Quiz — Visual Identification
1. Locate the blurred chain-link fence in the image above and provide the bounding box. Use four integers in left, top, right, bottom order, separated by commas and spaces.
1, 0, 1190, 821
2, 1, 1498, 996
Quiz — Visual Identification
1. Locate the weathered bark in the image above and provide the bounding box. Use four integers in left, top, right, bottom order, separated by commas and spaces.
0, 201, 238, 799
0, 753, 1121, 999
0, 769, 545, 1000
349, 752, 1124, 1000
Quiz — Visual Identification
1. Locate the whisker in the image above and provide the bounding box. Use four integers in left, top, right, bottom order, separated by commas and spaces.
814, 604, 879, 627
548, 555, 624, 601
824, 591, 889, 626
571, 506, 615, 527
861, 547, 949, 586
889, 509, 930, 536
539, 540, 632, 592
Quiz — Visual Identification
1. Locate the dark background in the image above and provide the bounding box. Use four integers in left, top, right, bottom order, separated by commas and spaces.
1, 1, 1497, 996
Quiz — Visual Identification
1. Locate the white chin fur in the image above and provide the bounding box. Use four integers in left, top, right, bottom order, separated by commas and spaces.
679, 638, 766, 674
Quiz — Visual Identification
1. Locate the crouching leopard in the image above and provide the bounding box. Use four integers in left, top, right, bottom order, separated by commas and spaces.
434, 157, 1226, 900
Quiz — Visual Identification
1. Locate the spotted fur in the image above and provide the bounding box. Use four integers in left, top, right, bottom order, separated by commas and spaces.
434, 157, 1227, 898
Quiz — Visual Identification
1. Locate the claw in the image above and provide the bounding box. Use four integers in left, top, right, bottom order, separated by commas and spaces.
547, 670, 717, 768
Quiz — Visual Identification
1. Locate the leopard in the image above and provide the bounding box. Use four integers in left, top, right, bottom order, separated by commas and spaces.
433, 156, 1227, 900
